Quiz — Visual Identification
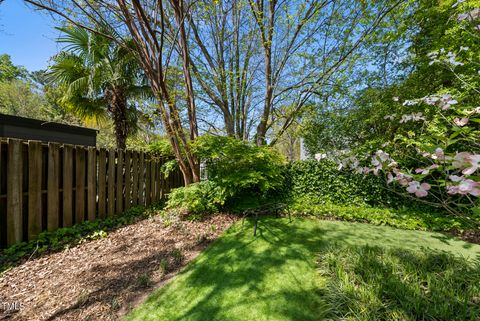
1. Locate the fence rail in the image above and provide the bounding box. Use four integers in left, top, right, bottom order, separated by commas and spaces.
0, 138, 184, 248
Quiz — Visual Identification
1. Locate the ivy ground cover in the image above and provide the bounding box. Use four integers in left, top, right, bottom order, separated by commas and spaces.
125, 217, 480, 321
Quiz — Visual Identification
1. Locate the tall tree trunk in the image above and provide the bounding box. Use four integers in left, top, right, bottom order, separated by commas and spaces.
109, 87, 128, 150
250, 0, 276, 146
171, 0, 200, 183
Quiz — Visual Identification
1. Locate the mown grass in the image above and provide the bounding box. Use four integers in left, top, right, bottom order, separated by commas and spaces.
125, 217, 480, 321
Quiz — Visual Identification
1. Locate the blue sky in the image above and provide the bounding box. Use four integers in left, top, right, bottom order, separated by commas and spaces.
0, 0, 61, 71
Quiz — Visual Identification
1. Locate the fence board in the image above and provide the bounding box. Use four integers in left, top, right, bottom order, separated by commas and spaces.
124, 151, 131, 210
131, 152, 138, 206
75, 147, 86, 224
47, 143, 60, 231
156, 160, 163, 201
28, 141, 42, 239
145, 160, 151, 206
98, 149, 107, 218
138, 152, 145, 206
63, 145, 73, 227
107, 150, 115, 216
150, 161, 156, 203
7, 139, 23, 246
87, 147, 96, 221
116, 150, 124, 214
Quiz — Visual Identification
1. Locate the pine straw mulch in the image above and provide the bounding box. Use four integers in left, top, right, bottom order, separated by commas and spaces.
0, 214, 237, 321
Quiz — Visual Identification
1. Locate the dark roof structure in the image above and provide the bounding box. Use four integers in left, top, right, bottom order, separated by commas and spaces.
0, 114, 97, 146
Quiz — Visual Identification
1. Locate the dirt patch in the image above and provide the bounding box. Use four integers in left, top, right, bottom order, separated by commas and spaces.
449, 229, 480, 245
0, 214, 237, 321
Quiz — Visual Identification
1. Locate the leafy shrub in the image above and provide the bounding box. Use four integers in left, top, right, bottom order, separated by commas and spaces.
165, 135, 286, 217
148, 138, 174, 157
284, 160, 423, 209
166, 181, 226, 218
283, 160, 479, 231
194, 135, 285, 197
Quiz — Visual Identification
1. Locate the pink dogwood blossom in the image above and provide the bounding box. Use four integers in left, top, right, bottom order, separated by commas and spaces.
452, 152, 480, 175
406, 181, 431, 197
453, 117, 469, 126
463, 155, 480, 175
447, 177, 480, 196
415, 164, 439, 175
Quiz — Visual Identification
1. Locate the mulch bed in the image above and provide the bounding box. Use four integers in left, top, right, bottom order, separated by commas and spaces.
0, 214, 237, 321
450, 229, 480, 245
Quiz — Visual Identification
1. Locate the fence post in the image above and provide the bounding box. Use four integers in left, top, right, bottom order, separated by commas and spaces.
98, 148, 107, 218
138, 151, 145, 206
132, 152, 138, 206
150, 160, 156, 203
47, 142, 60, 231
124, 150, 131, 210
7, 139, 23, 246
63, 145, 73, 227
116, 150, 124, 214
145, 158, 151, 206
75, 146, 86, 224
107, 149, 115, 216
87, 147, 97, 221
28, 141, 42, 240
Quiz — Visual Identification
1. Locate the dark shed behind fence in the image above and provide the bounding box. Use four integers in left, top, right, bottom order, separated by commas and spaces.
0, 114, 97, 146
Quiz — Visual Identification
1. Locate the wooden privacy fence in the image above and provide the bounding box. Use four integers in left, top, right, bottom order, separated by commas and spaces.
0, 138, 184, 248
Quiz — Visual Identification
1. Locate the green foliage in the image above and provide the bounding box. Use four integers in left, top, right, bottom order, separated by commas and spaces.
164, 135, 286, 217
285, 160, 407, 208
148, 139, 175, 157
319, 245, 480, 320
0, 204, 160, 274
0, 54, 27, 81
193, 135, 286, 200
49, 26, 151, 148
301, 0, 480, 159
0, 80, 48, 118
285, 160, 479, 231
166, 181, 226, 218
289, 197, 476, 232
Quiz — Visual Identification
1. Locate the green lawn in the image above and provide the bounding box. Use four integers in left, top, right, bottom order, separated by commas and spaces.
124, 217, 480, 321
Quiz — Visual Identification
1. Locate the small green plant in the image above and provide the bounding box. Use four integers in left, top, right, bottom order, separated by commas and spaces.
171, 249, 184, 264
76, 290, 90, 307
158, 258, 169, 273
110, 297, 120, 311
136, 273, 152, 288
166, 181, 225, 216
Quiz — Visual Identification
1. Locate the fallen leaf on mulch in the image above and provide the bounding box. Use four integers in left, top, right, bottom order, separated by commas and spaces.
0, 214, 237, 321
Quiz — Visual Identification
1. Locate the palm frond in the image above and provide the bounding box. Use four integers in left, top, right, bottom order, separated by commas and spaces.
60, 95, 108, 124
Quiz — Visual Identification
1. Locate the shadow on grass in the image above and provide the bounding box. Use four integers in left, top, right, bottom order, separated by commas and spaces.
125, 217, 333, 321
125, 216, 480, 321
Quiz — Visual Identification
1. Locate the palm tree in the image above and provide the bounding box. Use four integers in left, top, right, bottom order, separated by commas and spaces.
49, 27, 150, 150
